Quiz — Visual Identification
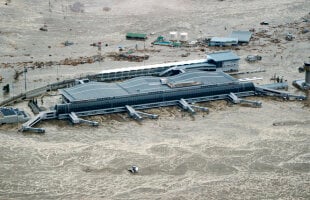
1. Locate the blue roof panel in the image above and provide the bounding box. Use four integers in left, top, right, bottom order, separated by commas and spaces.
0, 107, 16, 116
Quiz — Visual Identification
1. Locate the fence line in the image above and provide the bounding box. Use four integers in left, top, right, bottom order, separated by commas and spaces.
0, 78, 77, 106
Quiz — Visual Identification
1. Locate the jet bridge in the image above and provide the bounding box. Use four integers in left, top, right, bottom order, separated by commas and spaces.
21, 111, 57, 133
68, 112, 99, 126
255, 86, 306, 100
125, 105, 158, 120
227, 93, 262, 107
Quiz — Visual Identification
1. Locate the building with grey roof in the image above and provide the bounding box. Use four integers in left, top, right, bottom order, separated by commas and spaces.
206, 51, 240, 72
159, 51, 240, 76
229, 31, 252, 43
0, 107, 29, 124
56, 71, 255, 115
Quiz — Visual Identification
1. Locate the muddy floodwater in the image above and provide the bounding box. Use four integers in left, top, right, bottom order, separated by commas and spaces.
1, 0, 310, 199
1, 100, 309, 199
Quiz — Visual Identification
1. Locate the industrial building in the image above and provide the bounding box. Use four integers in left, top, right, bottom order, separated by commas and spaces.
0, 107, 29, 124
206, 51, 240, 72
158, 51, 240, 76
208, 31, 252, 46
229, 31, 252, 43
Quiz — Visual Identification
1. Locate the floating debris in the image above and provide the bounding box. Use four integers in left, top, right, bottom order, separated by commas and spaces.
260, 21, 269, 25
103, 7, 111, 12
107, 52, 149, 62
70, 2, 84, 13
62, 41, 74, 46
128, 165, 139, 174
2, 84, 9, 93
245, 55, 262, 62
1, 55, 105, 69
273, 120, 310, 126
39, 24, 48, 31
181, 52, 190, 57
285, 33, 294, 41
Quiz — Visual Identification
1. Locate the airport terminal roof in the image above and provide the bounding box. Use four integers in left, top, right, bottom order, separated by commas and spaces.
60, 71, 237, 102
207, 51, 240, 62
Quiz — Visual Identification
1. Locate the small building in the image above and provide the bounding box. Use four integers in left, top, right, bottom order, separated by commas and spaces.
206, 51, 240, 72
126, 32, 147, 40
209, 37, 238, 47
0, 107, 29, 124
229, 31, 252, 44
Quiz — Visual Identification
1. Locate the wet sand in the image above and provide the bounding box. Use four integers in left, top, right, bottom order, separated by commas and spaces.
1, 0, 310, 199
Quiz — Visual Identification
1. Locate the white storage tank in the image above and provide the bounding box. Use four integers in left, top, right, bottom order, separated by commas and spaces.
180, 32, 188, 42
169, 31, 178, 41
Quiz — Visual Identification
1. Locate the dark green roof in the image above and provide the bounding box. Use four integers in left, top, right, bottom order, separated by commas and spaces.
126, 32, 147, 39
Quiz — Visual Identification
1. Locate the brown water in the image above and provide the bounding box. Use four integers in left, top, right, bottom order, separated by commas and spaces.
0, 100, 309, 199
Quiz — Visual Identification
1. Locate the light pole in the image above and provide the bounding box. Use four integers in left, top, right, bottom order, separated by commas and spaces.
24, 66, 27, 91
57, 64, 59, 81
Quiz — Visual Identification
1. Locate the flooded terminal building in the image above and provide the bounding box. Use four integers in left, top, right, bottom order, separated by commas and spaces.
21, 68, 306, 133
55, 71, 255, 117
20, 53, 306, 133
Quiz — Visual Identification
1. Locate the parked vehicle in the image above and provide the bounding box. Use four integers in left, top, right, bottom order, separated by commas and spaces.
245, 55, 262, 62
